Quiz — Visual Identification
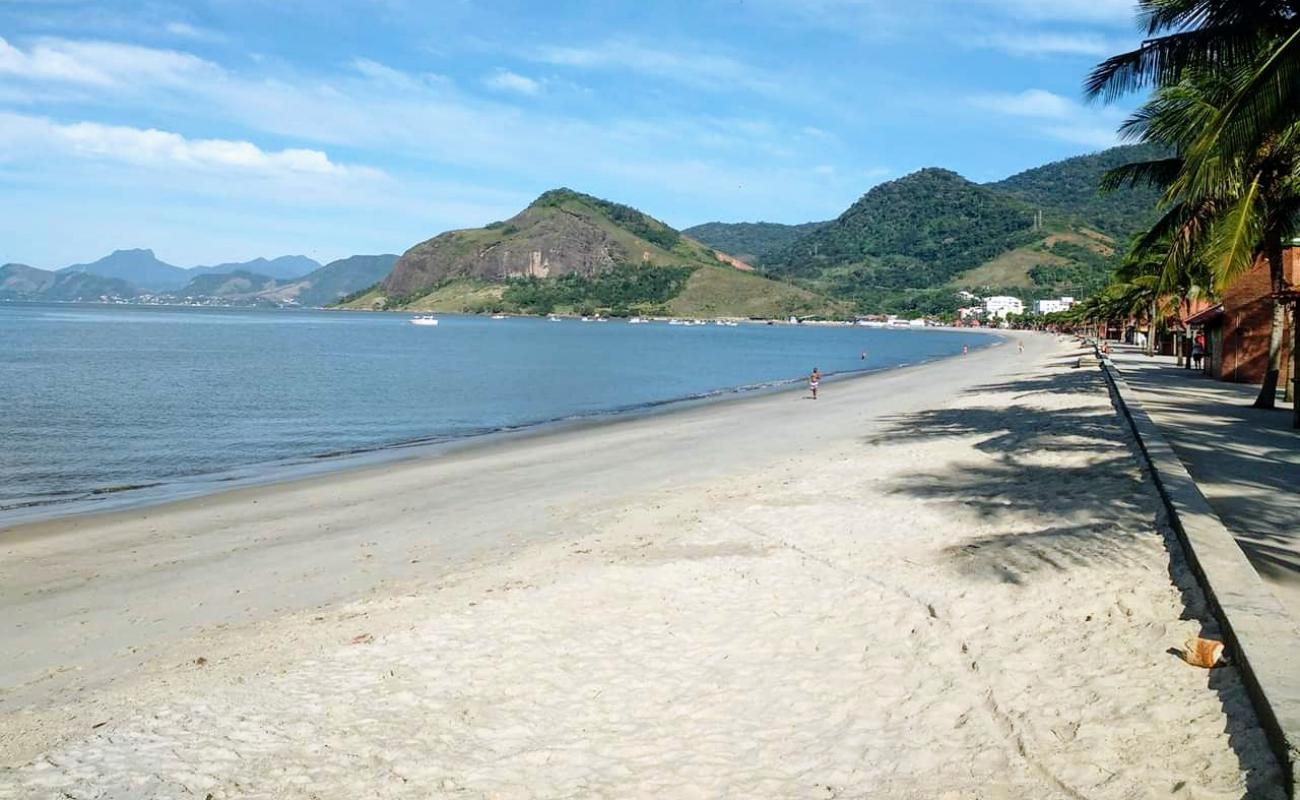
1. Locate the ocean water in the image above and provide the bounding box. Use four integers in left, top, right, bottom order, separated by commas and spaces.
0, 304, 995, 525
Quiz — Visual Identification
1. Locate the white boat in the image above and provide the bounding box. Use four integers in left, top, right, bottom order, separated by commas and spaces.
491, 314, 507, 320
628, 317, 648, 324
409, 315, 439, 326
548, 315, 563, 322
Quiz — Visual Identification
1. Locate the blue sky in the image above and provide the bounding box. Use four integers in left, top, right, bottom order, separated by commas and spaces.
0, 0, 1144, 268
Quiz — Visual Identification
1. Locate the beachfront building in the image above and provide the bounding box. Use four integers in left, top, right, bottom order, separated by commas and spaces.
1034, 296, 1077, 315
983, 296, 1024, 319
1182, 250, 1298, 384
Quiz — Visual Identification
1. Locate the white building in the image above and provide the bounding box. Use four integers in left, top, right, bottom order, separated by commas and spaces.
1033, 296, 1079, 315
983, 296, 1024, 319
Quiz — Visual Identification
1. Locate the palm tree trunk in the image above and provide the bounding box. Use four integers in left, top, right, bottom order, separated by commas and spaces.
1181, 294, 1192, 369
1147, 298, 1157, 357
1253, 234, 1285, 409
1293, 299, 1299, 429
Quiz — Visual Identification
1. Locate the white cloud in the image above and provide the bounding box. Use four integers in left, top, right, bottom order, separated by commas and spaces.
968, 88, 1123, 148
970, 89, 1075, 119
1040, 124, 1120, 148
0, 112, 381, 180
163, 22, 224, 42
748, 0, 1136, 43
483, 68, 541, 95
975, 0, 1135, 24
971, 32, 1116, 57
0, 36, 214, 87
534, 39, 782, 95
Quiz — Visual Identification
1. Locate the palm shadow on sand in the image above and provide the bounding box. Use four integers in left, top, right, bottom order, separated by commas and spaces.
866, 366, 1282, 795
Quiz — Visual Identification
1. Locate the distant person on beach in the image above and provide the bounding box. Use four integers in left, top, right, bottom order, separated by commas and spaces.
809, 368, 821, 400
1191, 336, 1205, 370
860, 350, 867, 361
1018, 341, 1024, 354
962, 345, 969, 356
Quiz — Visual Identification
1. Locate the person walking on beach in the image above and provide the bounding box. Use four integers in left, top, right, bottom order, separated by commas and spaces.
962, 345, 969, 356
1017, 341, 1024, 354
809, 367, 821, 400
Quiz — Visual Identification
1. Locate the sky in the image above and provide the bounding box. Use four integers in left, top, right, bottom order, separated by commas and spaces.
0, 0, 1146, 268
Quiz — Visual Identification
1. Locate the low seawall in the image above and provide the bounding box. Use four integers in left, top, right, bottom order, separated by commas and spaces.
1099, 350, 1300, 797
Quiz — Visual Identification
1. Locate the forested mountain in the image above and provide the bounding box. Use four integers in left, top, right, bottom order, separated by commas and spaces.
346, 188, 841, 318
762, 169, 1038, 278
682, 221, 828, 263
988, 143, 1167, 242
684, 145, 1164, 314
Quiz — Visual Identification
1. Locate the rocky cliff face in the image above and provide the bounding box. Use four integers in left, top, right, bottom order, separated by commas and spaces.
380, 189, 706, 298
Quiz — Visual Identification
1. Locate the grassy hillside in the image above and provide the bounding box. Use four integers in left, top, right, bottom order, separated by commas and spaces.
667, 267, 843, 318
953, 230, 1115, 295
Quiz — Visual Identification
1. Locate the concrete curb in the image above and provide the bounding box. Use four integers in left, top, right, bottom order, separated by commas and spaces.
1098, 354, 1300, 797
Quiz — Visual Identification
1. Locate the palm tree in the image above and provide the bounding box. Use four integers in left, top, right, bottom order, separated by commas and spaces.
1098, 59, 1300, 408
1086, 2, 1299, 118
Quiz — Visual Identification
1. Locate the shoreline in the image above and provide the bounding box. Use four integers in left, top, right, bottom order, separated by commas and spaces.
0, 328, 1003, 531
0, 328, 1283, 796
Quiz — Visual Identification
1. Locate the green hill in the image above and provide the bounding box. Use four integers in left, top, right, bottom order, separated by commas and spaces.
683, 146, 1163, 314
175, 270, 279, 298
348, 188, 843, 318
682, 221, 828, 263
987, 143, 1167, 242
763, 168, 1039, 279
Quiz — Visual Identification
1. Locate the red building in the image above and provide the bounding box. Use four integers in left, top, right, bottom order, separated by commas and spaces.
1184, 250, 1297, 385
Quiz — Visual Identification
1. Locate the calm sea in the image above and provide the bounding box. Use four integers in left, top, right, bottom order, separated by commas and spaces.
0, 304, 995, 525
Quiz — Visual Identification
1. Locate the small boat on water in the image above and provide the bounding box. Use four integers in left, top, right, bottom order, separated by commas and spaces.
409, 315, 439, 326
548, 315, 563, 322
628, 317, 649, 324
491, 314, 507, 320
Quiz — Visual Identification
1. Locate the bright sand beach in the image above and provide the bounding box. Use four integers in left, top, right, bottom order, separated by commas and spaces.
0, 333, 1285, 798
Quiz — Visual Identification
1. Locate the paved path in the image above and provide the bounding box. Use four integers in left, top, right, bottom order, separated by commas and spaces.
1108, 345, 1300, 621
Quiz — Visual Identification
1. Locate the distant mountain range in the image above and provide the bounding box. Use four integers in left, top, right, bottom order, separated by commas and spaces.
1, 250, 398, 306
344, 188, 842, 318
56, 249, 323, 292
5, 144, 1163, 317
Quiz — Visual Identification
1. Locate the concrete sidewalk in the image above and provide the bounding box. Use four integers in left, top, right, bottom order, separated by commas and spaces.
1107, 345, 1300, 622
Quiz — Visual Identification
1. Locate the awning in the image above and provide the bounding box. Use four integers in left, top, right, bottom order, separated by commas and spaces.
1184, 303, 1224, 326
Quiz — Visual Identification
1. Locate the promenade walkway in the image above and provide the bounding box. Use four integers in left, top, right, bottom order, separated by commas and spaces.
1107, 345, 1300, 621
